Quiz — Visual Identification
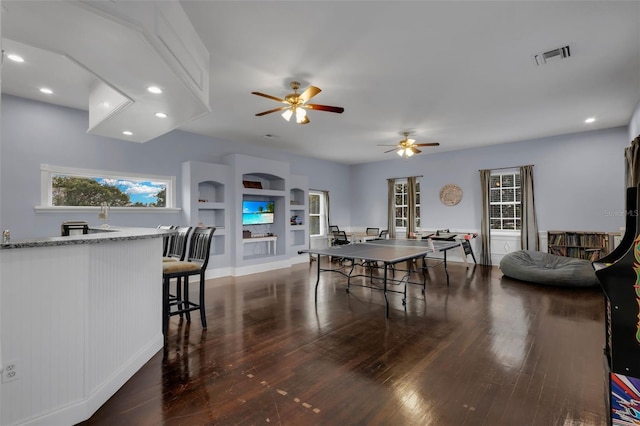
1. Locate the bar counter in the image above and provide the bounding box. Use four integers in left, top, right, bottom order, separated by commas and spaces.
0, 226, 172, 425
0, 226, 170, 249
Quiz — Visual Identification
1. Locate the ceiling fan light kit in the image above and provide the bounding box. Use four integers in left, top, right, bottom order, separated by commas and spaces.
397, 147, 415, 158
379, 131, 440, 159
252, 81, 344, 125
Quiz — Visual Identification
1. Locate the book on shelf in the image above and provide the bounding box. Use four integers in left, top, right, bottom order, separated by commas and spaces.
547, 230, 609, 261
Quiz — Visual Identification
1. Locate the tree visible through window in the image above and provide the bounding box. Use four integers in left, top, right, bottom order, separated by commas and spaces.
41, 165, 174, 208
490, 172, 521, 230
53, 175, 166, 207
309, 192, 324, 236
394, 181, 420, 228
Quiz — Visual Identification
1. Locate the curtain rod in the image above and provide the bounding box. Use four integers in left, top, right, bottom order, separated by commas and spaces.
478, 164, 533, 172
388, 174, 423, 180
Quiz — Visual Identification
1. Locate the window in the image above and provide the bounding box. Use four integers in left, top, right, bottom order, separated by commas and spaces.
394, 181, 420, 229
39, 164, 176, 210
490, 172, 521, 230
309, 191, 325, 237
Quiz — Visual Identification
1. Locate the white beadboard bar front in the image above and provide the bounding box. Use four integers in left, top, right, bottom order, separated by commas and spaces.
0, 227, 170, 425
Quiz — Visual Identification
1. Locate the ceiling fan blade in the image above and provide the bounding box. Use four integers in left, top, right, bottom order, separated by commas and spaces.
299, 116, 310, 125
255, 106, 289, 116
414, 142, 440, 147
299, 85, 321, 103
384, 148, 398, 153
251, 91, 286, 103
410, 147, 422, 154
377, 144, 399, 147
306, 104, 345, 114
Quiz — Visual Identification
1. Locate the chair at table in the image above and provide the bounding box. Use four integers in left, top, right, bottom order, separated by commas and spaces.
163, 226, 192, 262
329, 225, 340, 245
162, 227, 216, 336
366, 227, 380, 237
366, 230, 391, 271
330, 230, 350, 264
332, 230, 350, 245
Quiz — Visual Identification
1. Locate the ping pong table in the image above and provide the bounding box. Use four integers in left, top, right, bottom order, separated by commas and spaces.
302, 238, 461, 317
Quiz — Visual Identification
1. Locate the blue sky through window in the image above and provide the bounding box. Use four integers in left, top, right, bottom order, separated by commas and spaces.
95, 178, 165, 204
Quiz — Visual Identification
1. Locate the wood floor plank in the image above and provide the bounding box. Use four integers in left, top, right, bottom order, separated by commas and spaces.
80, 260, 607, 426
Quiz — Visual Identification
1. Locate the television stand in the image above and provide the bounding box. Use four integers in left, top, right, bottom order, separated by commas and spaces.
242, 235, 277, 255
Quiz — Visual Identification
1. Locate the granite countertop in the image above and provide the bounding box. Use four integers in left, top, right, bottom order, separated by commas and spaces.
0, 226, 175, 249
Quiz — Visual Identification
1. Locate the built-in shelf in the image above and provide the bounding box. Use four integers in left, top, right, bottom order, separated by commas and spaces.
182, 155, 311, 274
547, 230, 611, 261
182, 161, 230, 272
288, 180, 308, 253
197, 201, 225, 209
242, 188, 286, 197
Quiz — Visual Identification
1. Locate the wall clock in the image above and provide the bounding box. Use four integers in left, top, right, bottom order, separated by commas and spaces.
439, 184, 463, 206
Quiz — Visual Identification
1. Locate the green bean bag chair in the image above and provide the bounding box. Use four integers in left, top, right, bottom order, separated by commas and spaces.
499, 250, 599, 287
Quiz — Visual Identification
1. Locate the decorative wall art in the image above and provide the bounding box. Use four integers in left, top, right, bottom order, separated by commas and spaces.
439, 184, 463, 206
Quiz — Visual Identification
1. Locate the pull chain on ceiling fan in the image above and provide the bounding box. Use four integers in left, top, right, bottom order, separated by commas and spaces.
378, 131, 440, 158
252, 81, 344, 125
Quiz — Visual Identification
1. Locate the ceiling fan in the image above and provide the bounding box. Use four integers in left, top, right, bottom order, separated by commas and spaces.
379, 132, 440, 158
251, 81, 344, 125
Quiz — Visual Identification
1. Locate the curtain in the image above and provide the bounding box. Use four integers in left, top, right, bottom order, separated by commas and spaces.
407, 176, 417, 238
387, 178, 396, 239
625, 136, 640, 187
479, 169, 492, 265
520, 165, 539, 251
322, 190, 331, 235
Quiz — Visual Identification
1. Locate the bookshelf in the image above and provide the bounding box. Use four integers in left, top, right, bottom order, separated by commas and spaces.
547, 230, 610, 261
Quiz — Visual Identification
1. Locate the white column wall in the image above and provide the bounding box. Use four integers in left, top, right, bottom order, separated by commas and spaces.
1, 238, 163, 425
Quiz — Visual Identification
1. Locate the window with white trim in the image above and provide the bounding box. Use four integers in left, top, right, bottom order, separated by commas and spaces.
394, 181, 420, 229
490, 171, 521, 230
40, 164, 176, 209
309, 191, 325, 237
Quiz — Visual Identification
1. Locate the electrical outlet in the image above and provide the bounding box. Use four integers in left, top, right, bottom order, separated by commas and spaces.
2, 360, 19, 383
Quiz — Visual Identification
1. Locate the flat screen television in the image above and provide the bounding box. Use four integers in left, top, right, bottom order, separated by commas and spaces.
242, 200, 275, 225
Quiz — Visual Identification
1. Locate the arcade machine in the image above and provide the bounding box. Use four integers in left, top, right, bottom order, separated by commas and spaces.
593, 186, 640, 425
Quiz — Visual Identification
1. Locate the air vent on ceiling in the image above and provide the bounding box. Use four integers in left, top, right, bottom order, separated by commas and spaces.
533, 45, 571, 66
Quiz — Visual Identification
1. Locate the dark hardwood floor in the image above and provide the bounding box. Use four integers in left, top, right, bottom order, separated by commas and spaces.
80, 258, 607, 425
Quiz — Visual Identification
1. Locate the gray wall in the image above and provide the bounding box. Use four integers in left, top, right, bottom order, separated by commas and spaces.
1, 95, 351, 239
1, 94, 631, 241
350, 126, 629, 234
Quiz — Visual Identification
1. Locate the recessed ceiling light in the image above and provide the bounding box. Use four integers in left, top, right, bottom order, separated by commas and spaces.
585, 117, 596, 123
155, 112, 168, 118
122, 130, 133, 136
147, 86, 162, 94
39, 88, 53, 95
7, 54, 24, 63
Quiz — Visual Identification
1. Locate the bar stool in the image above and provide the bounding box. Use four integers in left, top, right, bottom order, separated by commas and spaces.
161, 226, 192, 314
163, 226, 192, 262
162, 227, 215, 336
157, 225, 175, 256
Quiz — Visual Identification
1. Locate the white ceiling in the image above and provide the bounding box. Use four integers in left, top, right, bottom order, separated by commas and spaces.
2, 1, 640, 165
